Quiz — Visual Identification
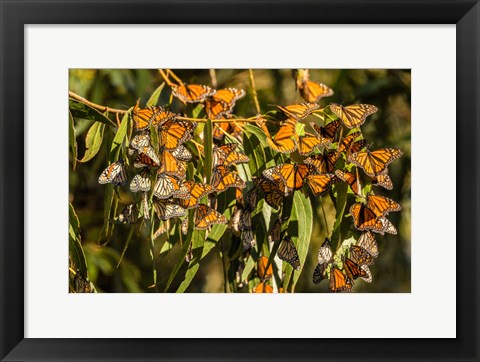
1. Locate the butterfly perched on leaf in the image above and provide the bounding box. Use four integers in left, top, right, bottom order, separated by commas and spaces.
257, 256, 273, 281
330, 103, 378, 129
312, 238, 334, 285
117, 203, 137, 224
310, 120, 340, 146
372, 173, 393, 190
274, 102, 320, 121
349, 245, 374, 266
153, 198, 186, 220
132, 100, 176, 130
357, 231, 379, 258
342, 256, 368, 279
205, 88, 245, 119
348, 147, 403, 177
171, 83, 216, 103
304, 151, 339, 173
170, 145, 192, 162
211, 165, 246, 192
262, 162, 315, 194
212, 143, 249, 167
329, 266, 353, 293
268, 216, 284, 244
133, 147, 160, 168
98, 159, 128, 186
337, 131, 361, 154
130, 132, 151, 151
159, 119, 197, 150
349, 195, 401, 233
334, 170, 362, 196
153, 172, 188, 199
298, 132, 322, 156
305, 173, 338, 196
264, 118, 298, 154
130, 167, 152, 193
157, 148, 187, 179
253, 176, 285, 210
299, 80, 334, 103
277, 235, 301, 270
194, 204, 227, 229
177, 181, 215, 209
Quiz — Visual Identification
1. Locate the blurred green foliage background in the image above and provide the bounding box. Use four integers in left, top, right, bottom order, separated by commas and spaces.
69, 69, 411, 293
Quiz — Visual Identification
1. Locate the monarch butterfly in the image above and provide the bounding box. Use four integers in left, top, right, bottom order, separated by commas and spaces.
253, 282, 274, 293
349, 139, 368, 154
153, 173, 188, 199
130, 132, 151, 151
372, 173, 393, 190
241, 224, 256, 250
359, 264, 373, 283
265, 118, 298, 154
305, 173, 338, 196
299, 81, 334, 103
194, 204, 227, 229
117, 203, 137, 224
159, 119, 197, 150
298, 132, 322, 156
212, 143, 249, 167
132, 101, 176, 130
365, 195, 402, 216
263, 163, 315, 193
313, 238, 333, 284
357, 231, 379, 258
98, 159, 128, 186
275, 102, 320, 121
349, 245, 374, 266
171, 83, 216, 103
342, 256, 368, 280
377, 216, 398, 235
349, 202, 389, 233
141, 192, 150, 220
170, 144, 192, 162
304, 151, 339, 173
277, 235, 301, 270
334, 170, 362, 196
212, 120, 243, 141
158, 148, 187, 179
337, 132, 361, 153
253, 176, 285, 210
348, 148, 403, 177
205, 88, 246, 119
310, 120, 341, 145
178, 181, 215, 209
244, 187, 258, 213
211, 165, 246, 192
133, 147, 160, 168
329, 266, 353, 293
130, 167, 152, 193
257, 256, 273, 280
330, 103, 378, 129
153, 198, 186, 221
268, 216, 284, 244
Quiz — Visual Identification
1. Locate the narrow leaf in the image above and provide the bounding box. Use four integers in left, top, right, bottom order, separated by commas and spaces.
78, 121, 105, 163
146, 82, 165, 106
69, 111, 78, 171
69, 203, 88, 276
69, 98, 116, 128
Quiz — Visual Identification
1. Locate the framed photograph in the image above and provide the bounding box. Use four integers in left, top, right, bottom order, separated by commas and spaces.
1, 1, 478, 361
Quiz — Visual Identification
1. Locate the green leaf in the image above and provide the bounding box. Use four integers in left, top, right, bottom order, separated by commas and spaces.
97, 184, 118, 246
116, 226, 136, 268
204, 120, 213, 183
69, 203, 88, 276
78, 121, 105, 163
110, 110, 131, 160
146, 82, 165, 106
69, 98, 116, 128
283, 191, 313, 291
69, 111, 78, 171
176, 229, 206, 293
243, 125, 267, 175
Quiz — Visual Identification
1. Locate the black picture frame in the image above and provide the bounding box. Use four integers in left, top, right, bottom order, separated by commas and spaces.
1, 1, 478, 361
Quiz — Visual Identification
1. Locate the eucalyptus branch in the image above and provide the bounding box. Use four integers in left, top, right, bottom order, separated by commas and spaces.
68, 91, 127, 115
249, 69, 261, 114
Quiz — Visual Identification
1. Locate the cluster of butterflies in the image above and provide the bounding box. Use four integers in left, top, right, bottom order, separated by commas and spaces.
98, 82, 251, 230
97, 71, 403, 293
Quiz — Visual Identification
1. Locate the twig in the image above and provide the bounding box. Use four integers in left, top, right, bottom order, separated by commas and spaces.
209, 69, 218, 88
68, 91, 127, 115
158, 69, 175, 86
249, 69, 261, 114
166, 69, 183, 85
